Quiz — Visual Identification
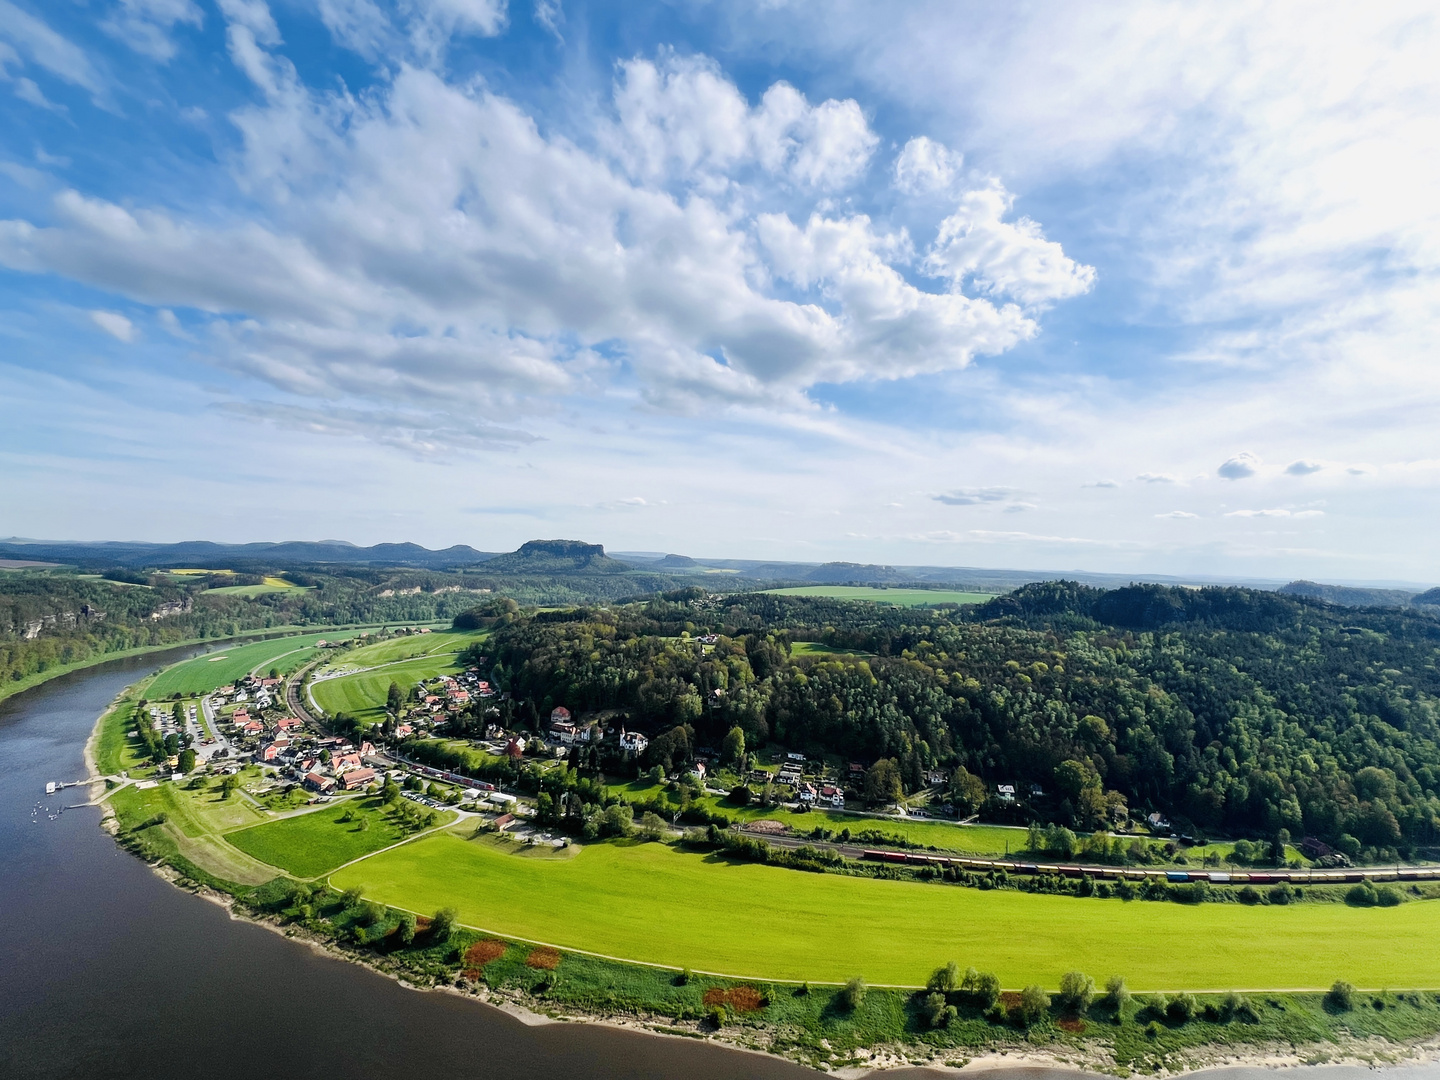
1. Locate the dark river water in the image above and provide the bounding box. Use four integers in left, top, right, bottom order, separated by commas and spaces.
2, 653, 1438, 1080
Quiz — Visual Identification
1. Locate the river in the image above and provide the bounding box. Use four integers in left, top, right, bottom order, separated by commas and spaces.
1, 653, 1437, 1080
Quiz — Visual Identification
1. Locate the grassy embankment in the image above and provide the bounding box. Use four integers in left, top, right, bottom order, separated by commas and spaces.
764, 586, 998, 606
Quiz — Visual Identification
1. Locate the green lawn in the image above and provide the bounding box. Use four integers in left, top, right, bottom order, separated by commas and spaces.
334, 628, 485, 667
333, 833, 1440, 990
205, 581, 312, 597
789, 641, 875, 657
765, 586, 998, 606
226, 797, 455, 878
145, 633, 342, 697
311, 651, 475, 725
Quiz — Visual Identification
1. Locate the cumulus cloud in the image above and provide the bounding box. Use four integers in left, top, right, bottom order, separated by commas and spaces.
609, 53, 878, 190
89, 310, 137, 341
893, 136, 962, 195
1136, 472, 1176, 483
1286, 459, 1323, 475
0, 29, 1090, 448
1217, 451, 1260, 479
922, 181, 1096, 307
101, 0, 204, 62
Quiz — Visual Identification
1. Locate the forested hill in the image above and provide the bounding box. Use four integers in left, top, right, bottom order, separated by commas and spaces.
482, 584, 1440, 860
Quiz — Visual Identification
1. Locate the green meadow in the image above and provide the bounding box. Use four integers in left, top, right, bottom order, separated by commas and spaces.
335, 628, 487, 668
309, 631, 488, 724
332, 832, 1440, 990
145, 633, 341, 697
227, 797, 456, 878
765, 586, 997, 606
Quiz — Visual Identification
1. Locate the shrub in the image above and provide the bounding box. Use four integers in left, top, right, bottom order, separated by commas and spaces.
971, 970, 1002, 1009
922, 991, 954, 1028
928, 960, 961, 994
1166, 993, 1197, 1024
1268, 882, 1295, 906
1377, 885, 1403, 907
1238, 885, 1262, 904
840, 977, 867, 1011
1058, 971, 1095, 1013
341, 886, 362, 909
429, 907, 457, 942
1146, 1020, 1163, 1039
1104, 976, 1131, 1010
675, 968, 691, 986
1347, 881, 1379, 906
1013, 985, 1050, 1027
397, 913, 416, 946
1328, 981, 1355, 1010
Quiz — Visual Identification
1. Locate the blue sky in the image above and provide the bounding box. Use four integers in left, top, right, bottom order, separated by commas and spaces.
2, 1, 1438, 583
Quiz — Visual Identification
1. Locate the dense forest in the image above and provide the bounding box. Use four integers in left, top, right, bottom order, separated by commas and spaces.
481, 583, 1440, 859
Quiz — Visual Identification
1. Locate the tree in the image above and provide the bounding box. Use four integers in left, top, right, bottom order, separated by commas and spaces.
922, 992, 955, 1028
177, 748, 197, 773
972, 970, 1002, 1009
220, 774, 240, 799
948, 766, 986, 814
1104, 976, 1131, 1010
268, 667, 280, 680
1058, 971, 1095, 1013
840, 977, 866, 1011
381, 777, 401, 803
721, 725, 746, 765
1166, 993, 1196, 1024
430, 907, 457, 942
387, 681, 404, 714
1327, 981, 1355, 1011
863, 758, 902, 805
928, 960, 961, 994
1014, 984, 1049, 1026
397, 912, 417, 946
729, 784, 753, 806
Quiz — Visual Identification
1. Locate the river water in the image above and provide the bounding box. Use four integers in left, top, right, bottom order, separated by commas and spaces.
1, 654, 1437, 1080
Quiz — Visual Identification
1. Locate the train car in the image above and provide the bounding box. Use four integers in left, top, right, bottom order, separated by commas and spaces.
1017, 863, 1040, 875
1209, 872, 1231, 884
1060, 866, 1085, 879
1166, 871, 1190, 883
1247, 873, 1274, 884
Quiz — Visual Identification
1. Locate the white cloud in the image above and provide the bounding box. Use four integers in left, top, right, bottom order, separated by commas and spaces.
1083, 479, 1120, 488
610, 54, 878, 190
1156, 510, 1198, 519
922, 181, 1095, 307
894, 136, 962, 195
534, 0, 563, 39
0, 1, 106, 97
933, 486, 1018, 505
1224, 508, 1323, 519
1285, 459, 1323, 475
1217, 451, 1260, 479
101, 0, 204, 62
1347, 464, 1375, 476
1136, 472, 1176, 483
89, 310, 137, 341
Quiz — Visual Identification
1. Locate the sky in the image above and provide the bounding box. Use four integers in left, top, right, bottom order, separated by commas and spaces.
1, 1, 1438, 584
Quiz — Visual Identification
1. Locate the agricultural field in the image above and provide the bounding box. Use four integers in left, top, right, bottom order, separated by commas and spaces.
764, 586, 998, 606
789, 641, 875, 658
206, 576, 310, 597
308, 629, 488, 725
332, 833, 1440, 990
332, 627, 485, 668
145, 633, 343, 698
226, 797, 455, 878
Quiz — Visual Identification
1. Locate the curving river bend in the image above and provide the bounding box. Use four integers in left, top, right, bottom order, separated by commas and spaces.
2, 650, 1438, 1080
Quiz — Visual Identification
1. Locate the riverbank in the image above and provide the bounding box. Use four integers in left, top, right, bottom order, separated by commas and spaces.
87, 705, 1440, 1080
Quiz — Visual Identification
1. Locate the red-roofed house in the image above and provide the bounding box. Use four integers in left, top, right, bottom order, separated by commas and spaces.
304, 771, 336, 794
339, 767, 376, 790
275, 717, 303, 732
332, 752, 363, 774
550, 706, 571, 723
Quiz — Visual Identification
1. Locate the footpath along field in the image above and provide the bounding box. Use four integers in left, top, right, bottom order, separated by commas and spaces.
309, 629, 488, 725
331, 833, 1440, 990
227, 797, 457, 878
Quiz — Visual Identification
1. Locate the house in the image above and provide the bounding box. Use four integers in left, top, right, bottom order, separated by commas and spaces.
304, 771, 336, 794
549, 719, 578, 743
332, 752, 363, 773
339, 767, 376, 790
618, 729, 649, 755
395, 724, 413, 739
240, 720, 264, 737
275, 717, 303, 732
232, 709, 251, 724
257, 741, 287, 763
1300, 836, 1333, 859
849, 762, 865, 777
691, 761, 707, 779
797, 783, 816, 803
550, 706, 572, 724
996, 784, 1016, 803
260, 677, 281, 688
492, 813, 516, 832
1146, 812, 1172, 833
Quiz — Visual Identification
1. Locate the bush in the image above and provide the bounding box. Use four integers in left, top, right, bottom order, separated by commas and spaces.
1377, 885, 1403, 906
728, 785, 753, 806
1013, 984, 1050, 1026
1328, 981, 1355, 1011
430, 907, 457, 942
1166, 993, 1196, 1024
675, 967, 691, 986
922, 991, 956, 1028
970, 970, 1002, 1009
1238, 885, 1262, 904
1058, 971, 1095, 1013
1268, 882, 1295, 906
1104, 975, 1131, 1010
928, 960, 961, 994
840, 977, 867, 1011
1146, 1020, 1163, 1039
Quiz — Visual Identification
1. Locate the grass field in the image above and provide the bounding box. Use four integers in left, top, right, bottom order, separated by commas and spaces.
333, 833, 1440, 990
789, 641, 875, 657
309, 630, 488, 724
333, 628, 486, 668
206, 577, 311, 597
765, 586, 998, 606
227, 797, 455, 878
145, 633, 342, 697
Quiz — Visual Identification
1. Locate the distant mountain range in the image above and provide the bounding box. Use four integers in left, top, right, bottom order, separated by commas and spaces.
2, 537, 1434, 602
